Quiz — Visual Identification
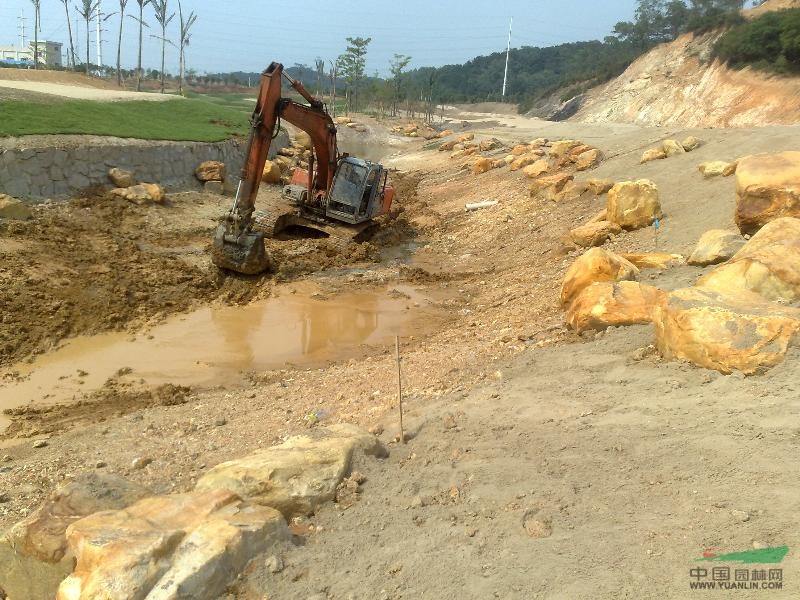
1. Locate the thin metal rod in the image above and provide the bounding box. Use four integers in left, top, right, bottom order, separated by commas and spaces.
395, 336, 404, 444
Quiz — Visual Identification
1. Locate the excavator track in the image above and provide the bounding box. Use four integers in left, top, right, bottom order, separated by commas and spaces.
253, 198, 380, 250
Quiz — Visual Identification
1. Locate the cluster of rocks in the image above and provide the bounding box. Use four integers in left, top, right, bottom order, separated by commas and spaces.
0, 424, 386, 600
261, 131, 314, 186
194, 160, 226, 195
561, 151, 800, 375
640, 135, 702, 163
107, 167, 165, 205
335, 116, 368, 133
438, 136, 604, 200
569, 179, 662, 248
389, 121, 441, 139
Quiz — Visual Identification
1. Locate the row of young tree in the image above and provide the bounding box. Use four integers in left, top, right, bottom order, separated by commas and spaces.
27, 0, 197, 94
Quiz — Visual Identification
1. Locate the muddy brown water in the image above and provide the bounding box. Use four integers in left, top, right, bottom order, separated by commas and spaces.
0, 284, 433, 430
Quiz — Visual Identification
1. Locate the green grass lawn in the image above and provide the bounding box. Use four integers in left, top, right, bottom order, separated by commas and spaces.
0, 96, 252, 141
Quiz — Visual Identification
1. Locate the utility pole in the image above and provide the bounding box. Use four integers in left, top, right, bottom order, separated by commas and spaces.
96, 4, 103, 68
18, 10, 27, 50
502, 16, 513, 99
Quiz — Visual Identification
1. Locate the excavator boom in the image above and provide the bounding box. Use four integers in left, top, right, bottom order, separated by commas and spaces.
212, 62, 338, 274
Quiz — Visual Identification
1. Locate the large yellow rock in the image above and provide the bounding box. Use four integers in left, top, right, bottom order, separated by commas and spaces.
293, 131, 313, 150
0, 194, 32, 220
682, 136, 703, 152
110, 183, 165, 205
569, 220, 621, 248
0, 473, 150, 600
550, 139, 581, 157
262, 160, 282, 184
662, 139, 685, 157
696, 217, 800, 302
653, 287, 800, 374
472, 157, 494, 174
575, 148, 603, 171
735, 151, 800, 234
511, 144, 528, 156
195, 160, 225, 182
620, 252, 683, 270
457, 132, 475, 143
108, 167, 136, 188
439, 140, 457, 152
530, 173, 574, 198
687, 229, 745, 266
587, 178, 614, 196
641, 148, 667, 164
698, 161, 736, 178
566, 281, 666, 333
607, 179, 662, 230
560, 247, 639, 308
510, 154, 538, 171
57, 489, 288, 600
522, 159, 550, 179
196, 424, 385, 518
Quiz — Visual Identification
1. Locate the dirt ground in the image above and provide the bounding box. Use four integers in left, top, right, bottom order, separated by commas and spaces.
0, 68, 173, 102
2, 111, 800, 599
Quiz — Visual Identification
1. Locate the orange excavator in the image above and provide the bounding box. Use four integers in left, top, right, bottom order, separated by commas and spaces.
212, 62, 395, 275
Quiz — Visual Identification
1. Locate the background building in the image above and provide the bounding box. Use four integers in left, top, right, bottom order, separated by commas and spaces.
0, 41, 63, 68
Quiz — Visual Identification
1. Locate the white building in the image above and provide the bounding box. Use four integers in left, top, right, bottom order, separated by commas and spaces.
0, 41, 63, 68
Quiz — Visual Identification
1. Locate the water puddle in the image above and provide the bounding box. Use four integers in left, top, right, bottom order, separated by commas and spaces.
0, 285, 433, 427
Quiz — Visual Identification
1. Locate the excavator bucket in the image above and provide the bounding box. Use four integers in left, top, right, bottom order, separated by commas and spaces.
211, 224, 272, 275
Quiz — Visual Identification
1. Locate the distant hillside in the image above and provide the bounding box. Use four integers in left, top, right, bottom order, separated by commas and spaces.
405, 41, 643, 112
572, 31, 800, 127
571, 0, 800, 127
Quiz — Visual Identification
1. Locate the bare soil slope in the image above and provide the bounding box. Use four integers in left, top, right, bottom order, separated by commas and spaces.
573, 32, 800, 128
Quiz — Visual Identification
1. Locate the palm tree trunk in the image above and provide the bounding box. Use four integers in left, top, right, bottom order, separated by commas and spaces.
85, 17, 90, 75
160, 27, 166, 93
136, 4, 143, 91
64, 3, 76, 68
179, 45, 184, 95
116, 8, 124, 86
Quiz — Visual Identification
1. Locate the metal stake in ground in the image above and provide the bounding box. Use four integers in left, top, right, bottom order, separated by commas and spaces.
395, 335, 405, 444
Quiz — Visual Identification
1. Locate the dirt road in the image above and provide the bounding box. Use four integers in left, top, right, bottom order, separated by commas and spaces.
1, 111, 799, 599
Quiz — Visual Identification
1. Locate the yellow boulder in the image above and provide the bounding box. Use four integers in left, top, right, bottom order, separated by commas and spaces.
687, 229, 745, 266
522, 159, 550, 179
560, 247, 639, 308
262, 160, 282, 184
734, 151, 800, 235
696, 217, 800, 303
472, 158, 494, 175
569, 220, 622, 248
654, 286, 800, 374
607, 179, 662, 230
641, 148, 667, 164
566, 281, 666, 333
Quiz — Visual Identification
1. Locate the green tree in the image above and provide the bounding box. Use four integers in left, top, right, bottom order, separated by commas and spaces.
151, 0, 175, 93
75, 0, 101, 75
177, 0, 197, 95
389, 53, 411, 117
338, 36, 372, 112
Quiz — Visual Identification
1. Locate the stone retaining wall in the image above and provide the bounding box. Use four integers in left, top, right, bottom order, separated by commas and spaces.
0, 130, 289, 200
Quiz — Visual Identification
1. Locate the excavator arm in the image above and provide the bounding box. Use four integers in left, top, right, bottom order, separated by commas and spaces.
212, 62, 338, 274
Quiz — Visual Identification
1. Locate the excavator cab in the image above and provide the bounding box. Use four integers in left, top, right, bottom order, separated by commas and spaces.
326, 158, 390, 225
